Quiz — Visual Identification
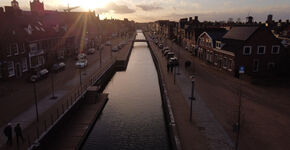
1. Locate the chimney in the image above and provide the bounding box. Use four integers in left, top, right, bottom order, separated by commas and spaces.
189, 17, 192, 22
0, 7, 4, 14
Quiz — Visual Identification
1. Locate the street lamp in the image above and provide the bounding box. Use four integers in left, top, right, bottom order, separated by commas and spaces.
189, 74, 196, 121
31, 75, 39, 138
50, 73, 57, 99
79, 68, 82, 91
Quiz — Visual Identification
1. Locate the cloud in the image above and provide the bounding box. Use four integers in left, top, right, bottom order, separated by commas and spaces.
136, 4, 162, 11
95, 2, 135, 14
106, 2, 135, 14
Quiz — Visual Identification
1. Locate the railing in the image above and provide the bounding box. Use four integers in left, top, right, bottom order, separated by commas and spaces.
27, 58, 116, 150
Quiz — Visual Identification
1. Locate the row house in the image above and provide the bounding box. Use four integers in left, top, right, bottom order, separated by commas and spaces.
197, 26, 287, 77
196, 29, 234, 73
223, 26, 287, 77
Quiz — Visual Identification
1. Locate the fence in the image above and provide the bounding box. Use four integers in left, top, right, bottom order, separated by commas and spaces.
27, 58, 116, 150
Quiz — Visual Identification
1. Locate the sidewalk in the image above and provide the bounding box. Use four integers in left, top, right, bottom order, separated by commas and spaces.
0, 35, 134, 150
147, 33, 234, 150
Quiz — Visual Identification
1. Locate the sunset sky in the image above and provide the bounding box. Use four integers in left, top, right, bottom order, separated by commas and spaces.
1, 0, 289, 22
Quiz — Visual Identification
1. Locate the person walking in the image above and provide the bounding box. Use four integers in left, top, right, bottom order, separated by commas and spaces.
3, 123, 13, 146
14, 123, 24, 145
170, 63, 173, 72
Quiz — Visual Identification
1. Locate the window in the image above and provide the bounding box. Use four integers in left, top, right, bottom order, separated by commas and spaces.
216, 41, 221, 49
228, 59, 233, 70
29, 43, 37, 53
19, 43, 25, 54
7, 61, 15, 77
243, 46, 252, 55
267, 62, 276, 71
6, 46, 12, 57
223, 57, 227, 68
257, 46, 266, 54
11, 43, 19, 55
253, 59, 259, 72
271, 46, 280, 54
22, 58, 28, 72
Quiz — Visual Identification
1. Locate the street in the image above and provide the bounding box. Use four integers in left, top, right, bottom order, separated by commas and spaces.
161, 35, 290, 150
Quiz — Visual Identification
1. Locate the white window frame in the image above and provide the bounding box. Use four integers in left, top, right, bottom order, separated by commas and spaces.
257, 46, 266, 54
243, 46, 252, 55
223, 57, 227, 69
228, 59, 233, 71
22, 58, 28, 72
253, 59, 259, 72
7, 61, 15, 77
271, 45, 280, 54
6, 46, 12, 57
11, 43, 19, 55
216, 41, 221, 49
20, 43, 25, 54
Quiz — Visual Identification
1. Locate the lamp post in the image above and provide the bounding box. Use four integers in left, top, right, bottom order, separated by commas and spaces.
235, 68, 244, 150
50, 73, 57, 99
79, 68, 82, 90
31, 75, 39, 138
189, 75, 196, 121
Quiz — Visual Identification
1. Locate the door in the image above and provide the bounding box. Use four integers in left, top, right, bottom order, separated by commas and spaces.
15, 63, 22, 78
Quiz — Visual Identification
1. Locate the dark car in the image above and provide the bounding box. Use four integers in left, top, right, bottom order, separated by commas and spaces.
169, 57, 179, 66
51, 62, 66, 73
166, 52, 175, 60
27, 68, 49, 82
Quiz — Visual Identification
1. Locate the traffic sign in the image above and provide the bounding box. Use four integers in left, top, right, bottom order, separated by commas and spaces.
239, 66, 245, 74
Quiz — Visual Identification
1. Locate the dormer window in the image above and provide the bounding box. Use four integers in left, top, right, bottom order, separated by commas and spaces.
271, 45, 280, 54
257, 46, 266, 54
216, 41, 221, 49
243, 46, 252, 55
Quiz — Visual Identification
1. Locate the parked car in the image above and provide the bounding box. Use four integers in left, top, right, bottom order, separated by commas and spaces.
163, 50, 171, 56
166, 52, 175, 60
76, 53, 86, 60
75, 59, 88, 68
51, 62, 66, 73
27, 68, 49, 82
105, 41, 111, 46
87, 48, 96, 54
158, 43, 163, 49
162, 47, 170, 53
169, 57, 179, 66
112, 46, 119, 52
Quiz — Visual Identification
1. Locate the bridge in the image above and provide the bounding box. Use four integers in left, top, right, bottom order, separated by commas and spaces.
133, 39, 148, 42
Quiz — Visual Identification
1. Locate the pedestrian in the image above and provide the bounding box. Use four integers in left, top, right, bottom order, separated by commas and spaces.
3, 123, 13, 146
14, 123, 24, 145
170, 63, 173, 72
167, 63, 170, 72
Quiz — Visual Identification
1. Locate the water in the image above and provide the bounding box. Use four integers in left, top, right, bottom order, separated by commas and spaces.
81, 32, 170, 150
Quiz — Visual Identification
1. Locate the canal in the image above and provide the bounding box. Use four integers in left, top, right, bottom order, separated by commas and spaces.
81, 31, 170, 150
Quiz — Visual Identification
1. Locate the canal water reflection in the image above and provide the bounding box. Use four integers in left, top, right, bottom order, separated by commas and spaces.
82, 33, 170, 150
